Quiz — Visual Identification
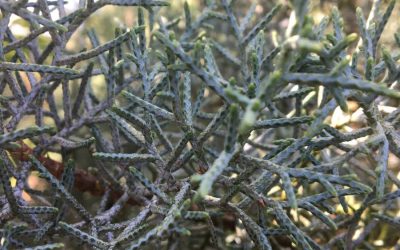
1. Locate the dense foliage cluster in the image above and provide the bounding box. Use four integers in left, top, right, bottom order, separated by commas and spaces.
1, 0, 400, 249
